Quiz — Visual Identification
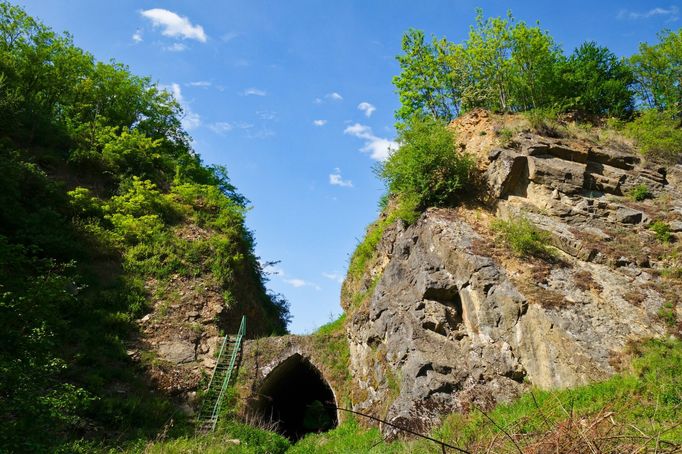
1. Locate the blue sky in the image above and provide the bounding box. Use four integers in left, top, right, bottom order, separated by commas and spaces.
17, 0, 680, 333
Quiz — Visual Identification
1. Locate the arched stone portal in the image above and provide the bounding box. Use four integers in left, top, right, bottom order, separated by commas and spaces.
249, 353, 338, 441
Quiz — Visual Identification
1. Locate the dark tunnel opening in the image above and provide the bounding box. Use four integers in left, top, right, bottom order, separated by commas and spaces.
250, 353, 338, 441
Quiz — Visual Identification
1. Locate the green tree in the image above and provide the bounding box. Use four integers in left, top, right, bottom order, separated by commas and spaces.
630, 29, 682, 115
558, 42, 635, 118
393, 29, 457, 124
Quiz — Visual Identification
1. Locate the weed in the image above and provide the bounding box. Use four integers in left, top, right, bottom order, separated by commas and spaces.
628, 184, 652, 202
491, 216, 556, 259
650, 220, 673, 243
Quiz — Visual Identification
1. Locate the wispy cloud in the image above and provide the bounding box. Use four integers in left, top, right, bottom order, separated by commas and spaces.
165, 42, 187, 52
313, 119, 327, 127
358, 102, 376, 117
617, 6, 679, 20
344, 123, 398, 161
257, 110, 277, 121
326, 92, 343, 101
132, 30, 143, 43
161, 83, 200, 130
221, 31, 239, 43
329, 168, 353, 187
187, 81, 211, 88
140, 8, 207, 42
208, 122, 233, 134
322, 272, 344, 284
263, 264, 320, 290
208, 121, 254, 134
242, 87, 267, 96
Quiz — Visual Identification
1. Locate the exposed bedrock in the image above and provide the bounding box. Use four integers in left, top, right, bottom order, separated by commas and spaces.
346, 122, 679, 439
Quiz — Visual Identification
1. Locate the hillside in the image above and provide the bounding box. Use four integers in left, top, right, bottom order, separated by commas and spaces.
2, 3, 682, 453
0, 3, 288, 452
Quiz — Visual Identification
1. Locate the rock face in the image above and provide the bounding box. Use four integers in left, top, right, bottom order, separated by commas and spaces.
344, 111, 681, 439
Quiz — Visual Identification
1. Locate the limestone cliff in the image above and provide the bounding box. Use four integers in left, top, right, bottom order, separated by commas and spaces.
341, 110, 682, 438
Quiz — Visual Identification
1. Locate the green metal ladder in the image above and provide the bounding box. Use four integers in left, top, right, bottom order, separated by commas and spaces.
195, 315, 246, 434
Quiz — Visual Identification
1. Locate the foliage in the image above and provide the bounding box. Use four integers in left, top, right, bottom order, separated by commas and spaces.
131, 422, 291, 454
628, 184, 652, 201
625, 109, 682, 159
393, 10, 563, 123
658, 301, 678, 328
394, 11, 681, 124
0, 2, 288, 451
491, 216, 556, 258
557, 41, 635, 119
525, 107, 562, 137
650, 220, 673, 243
377, 117, 473, 212
630, 29, 682, 115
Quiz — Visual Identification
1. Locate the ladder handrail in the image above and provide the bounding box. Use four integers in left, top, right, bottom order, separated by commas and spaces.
199, 315, 246, 433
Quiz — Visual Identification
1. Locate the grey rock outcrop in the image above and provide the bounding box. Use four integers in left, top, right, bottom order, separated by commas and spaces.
345, 117, 679, 439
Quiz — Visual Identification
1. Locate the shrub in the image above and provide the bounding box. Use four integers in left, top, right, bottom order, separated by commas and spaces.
376, 117, 474, 212
650, 220, 673, 243
625, 109, 682, 160
628, 184, 652, 202
491, 216, 555, 258
525, 107, 562, 137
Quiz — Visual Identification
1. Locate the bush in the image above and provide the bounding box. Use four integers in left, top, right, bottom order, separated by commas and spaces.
650, 220, 673, 243
628, 184, 652, 201
377, 117, 474, 212
525, 107, 563, 137
625, 109, 682, 160
491, 216, 555, 258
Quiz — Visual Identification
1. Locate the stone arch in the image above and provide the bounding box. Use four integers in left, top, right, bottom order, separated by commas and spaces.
248, 353, 338, 441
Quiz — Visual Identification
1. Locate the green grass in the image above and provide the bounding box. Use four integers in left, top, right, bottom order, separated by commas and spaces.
628, 183, 652, 202
650, 220, 673, 243
491, 216, 556, 259
129, 339, 682, 453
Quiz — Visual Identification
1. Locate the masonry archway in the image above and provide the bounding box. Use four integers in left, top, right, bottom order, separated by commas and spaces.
250, 353, 338, 441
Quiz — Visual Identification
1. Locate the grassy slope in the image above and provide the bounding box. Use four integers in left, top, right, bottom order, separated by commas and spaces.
129, 338, 682, 453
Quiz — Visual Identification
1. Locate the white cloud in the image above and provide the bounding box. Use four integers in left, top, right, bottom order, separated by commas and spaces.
283, 278, 320, 291
246, 127, 275, 140
257, 110, 277, 121
140, 8, 207, 42
618, 6, 679, 20
358, 102, 376, 117
161, 83, 200, 130
322, 272, 344, 284
242, 87, 267, 96
344, 123, 398, 161
208, 122, 233, 134
284, 278, 306, 288
313, 97, 323, 104
187, 81, 211, 88
263, 263, 320, 290
329, 168, 353, 187
313, 119, 327, 127
326, 92, 343, 101
165, 42, 187, 52
221, 31, 239, 43
208, 121, 256, 134
132, 30, 143, 43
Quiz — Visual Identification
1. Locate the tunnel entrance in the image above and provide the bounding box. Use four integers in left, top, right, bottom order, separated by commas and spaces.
250, 353, 338, 441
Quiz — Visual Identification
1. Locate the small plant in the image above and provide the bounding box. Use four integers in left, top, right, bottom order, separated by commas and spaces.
650, 220, 673, 243
496, 127, 514, 147
491, 216, 555, 258
525, 107, 562, 137
628, 184, 652, 202
658, 301, 678, 328
625, 109, 682, 160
